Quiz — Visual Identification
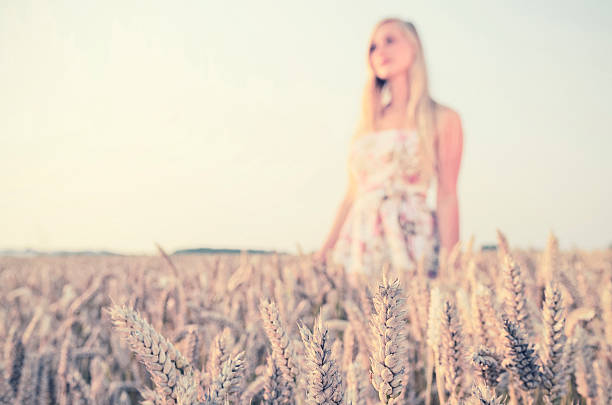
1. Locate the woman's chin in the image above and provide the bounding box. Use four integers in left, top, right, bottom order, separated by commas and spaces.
375, 71, 390, 80
377, 66, 411, 81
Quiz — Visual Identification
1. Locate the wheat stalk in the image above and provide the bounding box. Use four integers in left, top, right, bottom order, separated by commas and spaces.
3, 325, 25, 397
574, 326, 598, 402
345, 361, 368, 405
0, 368, 14, 404
15, 353, 38, 404
67, 368, 93, 405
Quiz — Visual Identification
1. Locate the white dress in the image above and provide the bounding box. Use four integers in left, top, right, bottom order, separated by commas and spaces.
330, 128, 440, 276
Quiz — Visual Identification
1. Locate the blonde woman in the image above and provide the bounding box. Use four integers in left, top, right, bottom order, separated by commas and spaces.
315, 18, 463, 278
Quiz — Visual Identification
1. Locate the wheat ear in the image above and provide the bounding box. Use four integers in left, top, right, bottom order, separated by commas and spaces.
466, 383, 505, 405
439, 299, 464, 405
502, 254, 533, 338
298, 314, 344, 405
207, 351, 246, 403
205, 327, 234, 387
175, 374, 199, 405
501, 317, 541, 392
369, 275, 407, 404
107, 304, 193, 403
471, 347, 503, 388
259, 298, 298, 401
540, 283, 568, 402
262, 353, 286, 404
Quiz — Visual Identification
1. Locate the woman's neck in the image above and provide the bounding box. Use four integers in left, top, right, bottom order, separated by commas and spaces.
386, 73, 410, 110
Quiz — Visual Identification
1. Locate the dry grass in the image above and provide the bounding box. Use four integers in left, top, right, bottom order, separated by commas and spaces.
0, 232, 610, 405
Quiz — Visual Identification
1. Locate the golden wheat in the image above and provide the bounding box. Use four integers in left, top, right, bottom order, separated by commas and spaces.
0, 234, 609, 405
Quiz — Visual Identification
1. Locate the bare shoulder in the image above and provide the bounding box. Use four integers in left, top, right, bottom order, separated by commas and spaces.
434, 104, 462, 137
433, 104, 463, 191
433, 103, 463, 164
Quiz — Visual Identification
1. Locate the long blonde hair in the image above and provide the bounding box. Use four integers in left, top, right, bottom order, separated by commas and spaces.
353, 18, 439, 185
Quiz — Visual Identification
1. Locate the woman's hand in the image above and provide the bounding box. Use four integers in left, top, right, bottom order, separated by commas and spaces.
315, 175, 356, 267
313, 244, 332, 266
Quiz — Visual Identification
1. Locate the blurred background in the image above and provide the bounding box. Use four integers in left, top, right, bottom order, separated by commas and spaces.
1, 0, 610, 255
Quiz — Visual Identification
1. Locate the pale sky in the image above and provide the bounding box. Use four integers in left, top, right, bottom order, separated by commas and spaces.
1, 0, 611, 254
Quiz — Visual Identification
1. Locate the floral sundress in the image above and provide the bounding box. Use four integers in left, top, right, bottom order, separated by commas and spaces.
330, 128, 440, 277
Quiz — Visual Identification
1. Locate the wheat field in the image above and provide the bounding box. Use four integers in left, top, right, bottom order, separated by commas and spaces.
1, 231, 611, 405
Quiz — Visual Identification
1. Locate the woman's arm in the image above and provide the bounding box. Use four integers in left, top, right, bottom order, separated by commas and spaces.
436, 108, 464, 256
316, 172, 358, 260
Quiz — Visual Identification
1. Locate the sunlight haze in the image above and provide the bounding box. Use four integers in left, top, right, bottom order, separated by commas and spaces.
1, 0, 611, 254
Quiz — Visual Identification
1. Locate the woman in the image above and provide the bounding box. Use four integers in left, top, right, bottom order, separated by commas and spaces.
315, 18, 463, 277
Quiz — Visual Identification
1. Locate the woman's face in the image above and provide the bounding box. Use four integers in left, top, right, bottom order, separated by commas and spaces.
369, 22, 416, 80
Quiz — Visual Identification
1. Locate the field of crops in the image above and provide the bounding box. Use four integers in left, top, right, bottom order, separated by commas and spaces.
1, 232, 611, 405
